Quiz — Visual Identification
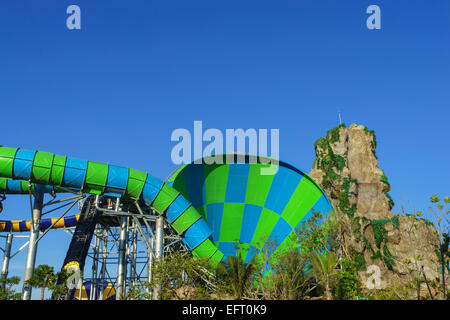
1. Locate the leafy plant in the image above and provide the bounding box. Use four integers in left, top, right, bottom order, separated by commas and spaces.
333, 258, 362, 300
310, 250, 338, 300
0, 276, 21, 300
216, 254, 256, 299
128, 252, 215, 300
270, 249, 310, 300
295, 210, 337, 260
25, 264, 57, 300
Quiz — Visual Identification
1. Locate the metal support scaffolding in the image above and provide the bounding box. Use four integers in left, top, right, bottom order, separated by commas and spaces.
22, 185, 44, 300
77, 199, 188, 300
0, 192, 185, 300
152, 215, 164, 300
128, 221, 138, 288
1, 233, 13, 287
116, 215, 129, 299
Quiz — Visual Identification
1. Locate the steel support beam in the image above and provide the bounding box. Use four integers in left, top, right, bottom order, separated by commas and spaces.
22, 185, 44, 300
116, 215, 128, 299
152, 215, 164, 300
1, 233, 13, 287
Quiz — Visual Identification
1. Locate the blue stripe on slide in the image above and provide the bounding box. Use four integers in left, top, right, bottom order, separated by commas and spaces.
6, 180, 22, 193
64, 215, 78, 227
12, 149, 36, 180
239, 204, 263, 244
206, 202, 224, 243
41, 219, 52, 230
141, 175, 164, 206
106, 165, 129, 190
166, 194, 191, 224
264, 166, 301, 214
263, 218, 292, 255
224, 163, 250, 203
218, 242, 238, 259
183, 218, 212, 250
62, 158, 88, 189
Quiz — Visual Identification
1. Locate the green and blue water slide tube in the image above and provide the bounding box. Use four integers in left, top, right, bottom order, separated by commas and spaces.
0, 147, 333, 267
166, 154, 334, 264
0, 146, 223, 265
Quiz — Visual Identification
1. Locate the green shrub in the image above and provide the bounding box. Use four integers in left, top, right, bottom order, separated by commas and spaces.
333, 258, 362, 300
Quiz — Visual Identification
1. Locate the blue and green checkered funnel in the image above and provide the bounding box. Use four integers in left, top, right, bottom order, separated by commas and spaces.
166, 154, 334, 264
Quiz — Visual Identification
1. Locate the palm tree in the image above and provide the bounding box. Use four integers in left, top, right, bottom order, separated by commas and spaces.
25, 264, 57, 300
0, 276, 22, 300
273, 249, 309, 300
216, 253, 256, 299
310, 250, 338, 300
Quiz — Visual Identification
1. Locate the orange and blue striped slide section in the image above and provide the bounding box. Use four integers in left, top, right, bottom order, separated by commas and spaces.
73, 280, 116, 300
0, 214, 81, 232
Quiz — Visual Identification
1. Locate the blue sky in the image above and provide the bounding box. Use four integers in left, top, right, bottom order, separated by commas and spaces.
0, 1, 449, 298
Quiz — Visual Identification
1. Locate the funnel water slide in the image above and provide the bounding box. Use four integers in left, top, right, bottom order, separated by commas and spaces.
166, 154, 334, 264
0, 146, 224, 265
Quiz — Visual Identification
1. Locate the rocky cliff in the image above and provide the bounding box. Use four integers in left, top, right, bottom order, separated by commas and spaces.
309, 123, 447, 298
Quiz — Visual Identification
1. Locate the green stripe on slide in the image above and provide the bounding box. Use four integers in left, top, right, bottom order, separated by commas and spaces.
125, 168, 147, 199
269, 230, 298, 264
204, 163, 229, 205
250, 208, 279, 249
83, 161, 109, 195
50, 155, 66, 186
171, 206, 201, 234
245, 164, 275, 207
152, 183, 179, 213
208, 250, 224, 268
0, 178, 6, 190
281, 177, 322, 228
170, 171, 189, 201
237, 242, 251, 263
20, 180, 30, 193
0, 147, 18, 178
31, 151, 54, 184
191, 239, 217, 259
219, 203, 245, 242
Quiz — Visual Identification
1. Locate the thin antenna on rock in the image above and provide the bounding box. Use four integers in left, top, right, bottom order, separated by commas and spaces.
338, 108, 342, 125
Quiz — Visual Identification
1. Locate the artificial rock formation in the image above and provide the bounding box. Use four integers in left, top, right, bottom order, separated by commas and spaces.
309, 123, 446, 298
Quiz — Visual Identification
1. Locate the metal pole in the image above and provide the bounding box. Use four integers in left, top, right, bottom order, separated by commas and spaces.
91, 228, 99, 300
129, 222, 137, 288
116, 215, 128, 299
152, 215, 164, 300
148, 236, 154, 294
99, 228, 108, 300
22, 185, 44, 300
1, 233, 13, 287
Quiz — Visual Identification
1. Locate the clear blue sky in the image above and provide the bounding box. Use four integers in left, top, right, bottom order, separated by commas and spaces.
0, 1, 449, 298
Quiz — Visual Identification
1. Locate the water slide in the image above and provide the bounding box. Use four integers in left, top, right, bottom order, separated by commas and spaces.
0, 177, 81, 232
0, 146, 224, 266
0, 147, 334, 274
58, 196, 101, 300
166, 154, 334, 265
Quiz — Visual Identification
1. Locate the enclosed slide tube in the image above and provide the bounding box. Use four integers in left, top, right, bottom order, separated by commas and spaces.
0, 146, 224, 265
0, 214, 81, 233
0, 177, 82, 232
0, 177, 56, 194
